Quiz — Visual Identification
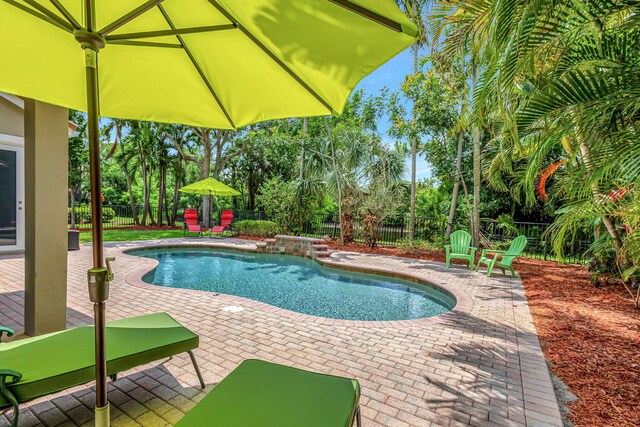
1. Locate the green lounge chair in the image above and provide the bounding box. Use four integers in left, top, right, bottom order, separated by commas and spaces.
445, 230, 477, 269
175, 359, 361, 427
0, 312, 204, 427
476, 235, 528, 276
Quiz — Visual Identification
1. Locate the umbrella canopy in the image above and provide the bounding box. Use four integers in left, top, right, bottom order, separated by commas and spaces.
179, 177, 240, 196
0, 1, 416, 425
0, 0, 417, 129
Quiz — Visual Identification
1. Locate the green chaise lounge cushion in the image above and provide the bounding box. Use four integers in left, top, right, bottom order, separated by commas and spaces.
0, 312, 198, 408
174, 359, 360, 427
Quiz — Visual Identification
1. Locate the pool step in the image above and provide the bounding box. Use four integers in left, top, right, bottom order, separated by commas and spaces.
312, 244, 329, 250
315, 251, 331, 258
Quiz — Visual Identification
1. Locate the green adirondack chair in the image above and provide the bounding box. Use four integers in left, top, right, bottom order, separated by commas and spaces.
445, 230, 477, 270
476, 235, 528, 277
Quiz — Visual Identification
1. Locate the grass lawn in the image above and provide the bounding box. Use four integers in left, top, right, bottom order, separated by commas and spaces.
79, 228, 184, 243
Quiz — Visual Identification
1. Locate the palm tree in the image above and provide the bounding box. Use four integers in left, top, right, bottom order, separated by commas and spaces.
427, 0, 491, 246
304, 101, 405, 244
397, 0, 428, 240
103, 118, 140, 225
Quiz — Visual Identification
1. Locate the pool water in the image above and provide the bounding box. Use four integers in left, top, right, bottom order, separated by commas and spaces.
129, 248, 455, 321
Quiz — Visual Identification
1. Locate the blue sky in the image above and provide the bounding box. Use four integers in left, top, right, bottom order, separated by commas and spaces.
355, 48, 432, 181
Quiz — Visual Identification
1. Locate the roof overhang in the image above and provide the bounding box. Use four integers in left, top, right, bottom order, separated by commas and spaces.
1, 91, 79, 137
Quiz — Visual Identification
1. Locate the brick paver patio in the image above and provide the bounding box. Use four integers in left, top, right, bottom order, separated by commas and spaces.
0, 238, 563, 426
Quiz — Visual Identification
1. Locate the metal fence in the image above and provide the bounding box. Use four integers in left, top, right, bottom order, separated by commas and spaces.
480, 219, 592, 263
225, 210, 593, 261
69, 205, 594, 262
298, 213, 447, 245
68, 204, 184, 229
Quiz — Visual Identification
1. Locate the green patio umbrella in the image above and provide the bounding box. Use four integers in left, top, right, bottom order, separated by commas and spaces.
0, 1, 417, 425
179, 177, 241, 197
179, 177, 240, 223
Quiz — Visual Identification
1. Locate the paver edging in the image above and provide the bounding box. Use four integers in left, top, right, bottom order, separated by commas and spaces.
509, 266, 564, 426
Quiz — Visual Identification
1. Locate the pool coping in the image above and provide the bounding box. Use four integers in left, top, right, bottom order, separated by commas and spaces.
118, 241, 474, 328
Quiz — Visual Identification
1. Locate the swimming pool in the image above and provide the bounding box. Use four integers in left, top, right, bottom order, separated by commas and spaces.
128, 248, 456, 321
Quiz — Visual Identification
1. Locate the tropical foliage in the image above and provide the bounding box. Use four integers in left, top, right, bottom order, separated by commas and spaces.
428, 0, 640, 300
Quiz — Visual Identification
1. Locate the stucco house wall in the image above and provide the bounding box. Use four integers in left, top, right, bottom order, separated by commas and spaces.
0, 94, 25, 138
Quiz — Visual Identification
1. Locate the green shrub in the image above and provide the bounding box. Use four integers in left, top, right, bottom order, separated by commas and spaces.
68, 205, 116, 224
396, 238, 432, 254
233, 220, 280, 237
256, 177, 310, 234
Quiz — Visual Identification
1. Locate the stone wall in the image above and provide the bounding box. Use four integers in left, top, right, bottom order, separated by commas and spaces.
256, 235, 330, 259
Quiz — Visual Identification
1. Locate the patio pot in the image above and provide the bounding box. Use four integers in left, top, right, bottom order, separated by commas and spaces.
68, 229, 80, 251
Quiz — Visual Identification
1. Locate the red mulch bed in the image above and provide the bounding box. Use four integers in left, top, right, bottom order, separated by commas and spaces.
516, 258, 640, 427
236, 236, 640, 426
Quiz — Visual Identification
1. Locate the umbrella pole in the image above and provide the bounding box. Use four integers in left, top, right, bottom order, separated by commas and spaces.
85, 46, 110, 427
75, 6, 110, 424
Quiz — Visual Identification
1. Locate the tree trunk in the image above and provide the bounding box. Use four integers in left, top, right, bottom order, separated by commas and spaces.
471, 65, 481, 247
119, 140, 139, 226
201, 132, 213, 228
140, 151, 149, 225
212, 131, 224, 179
446, 130, 464, 237
408, 40, 420, 240
124, 169, 139, 226
299, 118, 307, 181
325, 120, 345, 245
171, 174, 180, 226
156, 164, 166, 226
202, 195, 211, 229
247, 168, 255, 210
145, 169, 155, 226
69, 188, 76, 228
577, 138, 626, 259
164, 178, 170, 226
454, 158, 474, 234
573, 112, 627, 266
409, 137, 417, 240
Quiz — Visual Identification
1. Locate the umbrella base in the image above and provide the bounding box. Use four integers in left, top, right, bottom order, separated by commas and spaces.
95, 402, 110, 427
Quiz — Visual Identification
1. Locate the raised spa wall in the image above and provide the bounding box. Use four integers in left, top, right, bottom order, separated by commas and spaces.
256, 235, 331, 260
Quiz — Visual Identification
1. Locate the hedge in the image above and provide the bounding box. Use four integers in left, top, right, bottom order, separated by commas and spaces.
68, 205, 116, 224
233, 220, 279, 237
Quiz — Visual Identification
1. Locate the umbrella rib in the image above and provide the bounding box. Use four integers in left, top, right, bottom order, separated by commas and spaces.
99, 0, 165, 36
157, 4, 236, 129
109, 40, 182, 48
105, 25, 237, 41
327, 0, 403, 33
206, 0, 336, 115
3, 0, 73, 32
48, 0, 80, 29
21, 0, 74, 30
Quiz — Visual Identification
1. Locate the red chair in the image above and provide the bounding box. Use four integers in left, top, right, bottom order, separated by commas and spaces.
210, 210, 234, 238
183, 209, 202, 237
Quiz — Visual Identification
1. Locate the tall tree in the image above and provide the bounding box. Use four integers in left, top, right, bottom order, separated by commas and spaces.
166, 127, 252, 227
304, 90, 403, 244
68, 110, 88, 228
396, 0, 428, 240
103, 118, 140, 225
470, 64, 481, 246
389, 67, 458, 235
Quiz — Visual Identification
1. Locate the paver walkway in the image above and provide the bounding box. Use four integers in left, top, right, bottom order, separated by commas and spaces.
0, 238, 562, 426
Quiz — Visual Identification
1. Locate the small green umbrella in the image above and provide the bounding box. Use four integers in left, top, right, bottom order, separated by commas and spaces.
179, 177, 241, 197
179, 178, 240, 223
